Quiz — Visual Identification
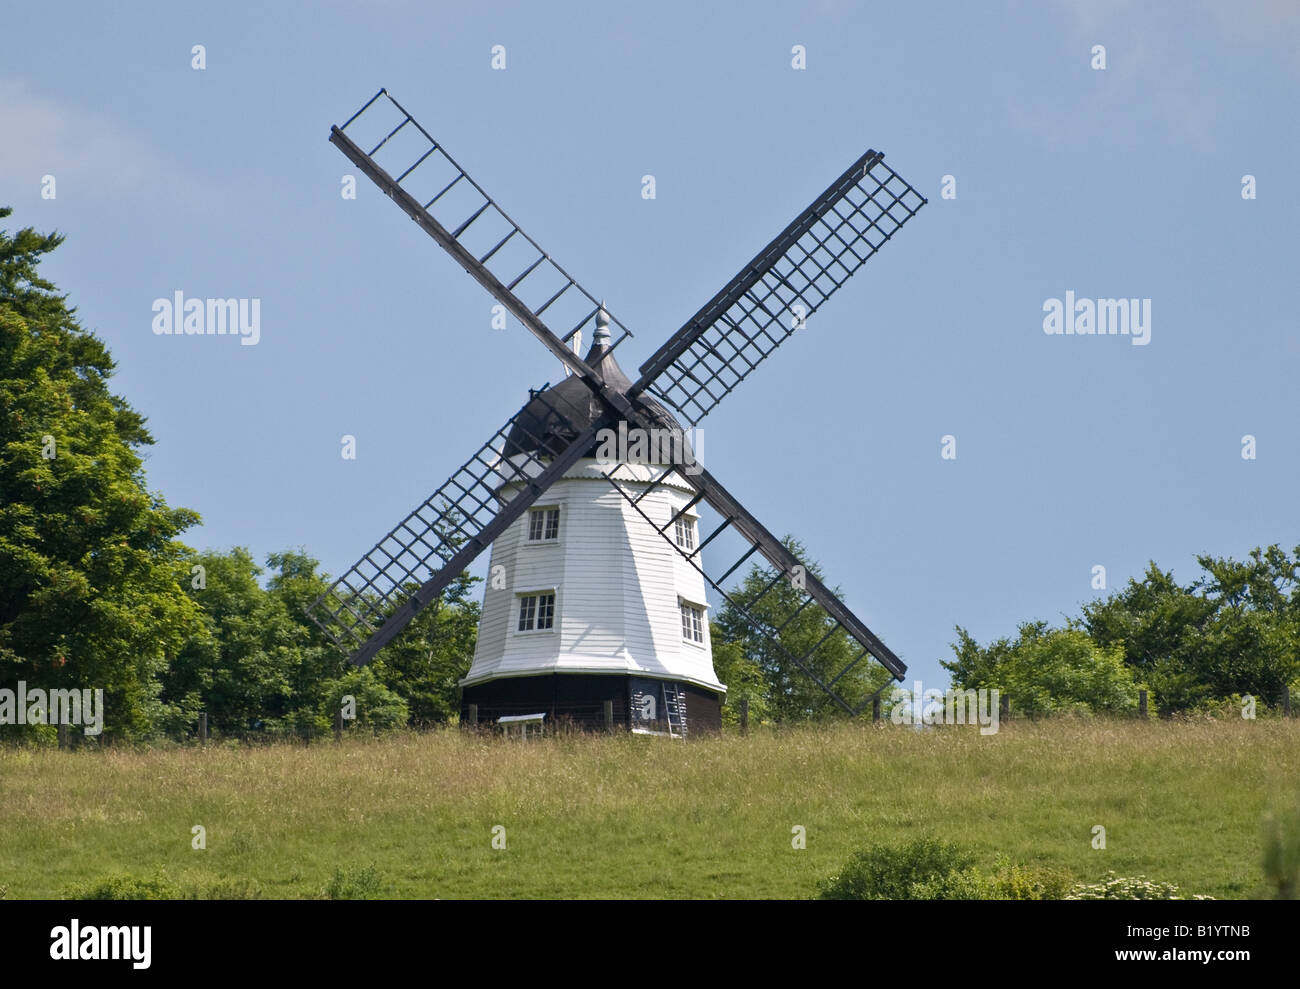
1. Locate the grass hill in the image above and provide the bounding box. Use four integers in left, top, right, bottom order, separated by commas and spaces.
2, 718, 1296, 899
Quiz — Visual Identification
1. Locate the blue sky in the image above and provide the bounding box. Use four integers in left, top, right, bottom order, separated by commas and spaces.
3, 0, 1297, 691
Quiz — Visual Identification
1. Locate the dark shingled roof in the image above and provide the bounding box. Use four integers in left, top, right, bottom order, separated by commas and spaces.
503, 338, 690, 461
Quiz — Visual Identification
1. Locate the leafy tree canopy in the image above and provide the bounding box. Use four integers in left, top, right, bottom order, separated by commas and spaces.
712, 536, 894, 722
944, 622, 1139, 716
0, 211, 482, 741
950, 546, 1300, 715
0, 208, 202, 736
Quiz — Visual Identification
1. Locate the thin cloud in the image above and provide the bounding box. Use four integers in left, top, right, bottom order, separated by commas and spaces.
1198, 0, 1300, 64
0, 79, 201, 204
1006, 0, 1299, 152
1001, 3, 1216, 151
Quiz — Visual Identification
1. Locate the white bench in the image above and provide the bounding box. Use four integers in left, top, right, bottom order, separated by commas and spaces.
497, 713, 546, 739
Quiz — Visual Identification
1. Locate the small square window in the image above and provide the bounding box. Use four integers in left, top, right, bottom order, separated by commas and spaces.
674, 516, 696, 551
518, 593, 556, 632
680, 601, 704, 643
528, 507, 560, 542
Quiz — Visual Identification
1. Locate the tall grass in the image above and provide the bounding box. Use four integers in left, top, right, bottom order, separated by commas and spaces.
0, 718, 1295, 898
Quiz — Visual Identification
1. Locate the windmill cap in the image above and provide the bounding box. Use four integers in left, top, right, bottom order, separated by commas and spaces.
501, 327, 690, 462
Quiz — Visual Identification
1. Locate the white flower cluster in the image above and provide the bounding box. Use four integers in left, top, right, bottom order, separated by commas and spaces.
1064, 872, 1214, 900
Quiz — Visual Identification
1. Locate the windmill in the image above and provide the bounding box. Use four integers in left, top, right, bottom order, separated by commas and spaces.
308, 89, 926, 734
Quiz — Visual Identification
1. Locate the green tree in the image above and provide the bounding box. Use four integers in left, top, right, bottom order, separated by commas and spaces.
164, 548, 418, 737
165, 547, 429, 737
264, 548, 351, 730
370, 569, 480, 726
709, 637, 769, 728
0, 209, 202, 736
1080, 550, 1300, 712
1079, 564, 1214, 709
712, 537, 894, 721
320, 667, 409, 734
944, 622, 1139, 716
1187, 547, 1300, 706
162, 548, 315, 736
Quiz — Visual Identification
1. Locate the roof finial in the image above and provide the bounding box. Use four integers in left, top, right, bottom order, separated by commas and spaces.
593, 303, 611, 345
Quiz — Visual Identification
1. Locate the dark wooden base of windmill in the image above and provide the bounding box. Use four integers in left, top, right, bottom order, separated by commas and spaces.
462, 674, 721, 736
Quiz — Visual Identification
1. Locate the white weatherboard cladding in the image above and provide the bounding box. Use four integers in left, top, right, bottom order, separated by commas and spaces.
463, 458, 723, 693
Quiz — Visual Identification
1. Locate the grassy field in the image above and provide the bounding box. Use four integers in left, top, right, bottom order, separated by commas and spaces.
1, 718, 1296, 899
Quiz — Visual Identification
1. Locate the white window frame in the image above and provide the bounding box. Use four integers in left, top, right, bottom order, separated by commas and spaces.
525, 505, 561, 545
679, 598, 706, 646
673, 513, 697, 552
515, 589, 557, 634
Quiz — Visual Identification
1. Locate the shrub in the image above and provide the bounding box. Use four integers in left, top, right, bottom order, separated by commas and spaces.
815, 838, 974, 900
59, 869, 263, 900
322, 863, 383, 900
986, 858, 1075, 900
908, 866, 997, 899
193, 876, 263, 899
1178, 693, 1277, 721
818, 842, 1079, 900
62, 870, 181, 900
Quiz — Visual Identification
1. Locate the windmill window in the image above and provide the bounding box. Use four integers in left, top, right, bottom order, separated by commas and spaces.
517, 592, 555, 632
680, 601, 705, 644
674, 516, 696, 551
527, 507, 560, 542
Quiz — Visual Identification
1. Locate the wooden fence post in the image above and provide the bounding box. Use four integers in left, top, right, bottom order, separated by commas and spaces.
999, 693, 1010, 721
1284, 689, 1292, 718
58, 719, 69, 751
467, 703, 478, 731
739, 696, 749, 734
872, 695, 881, 723
603, 700, 614, 732
1139, 689, 1148, 719
198, 712, 208, 746
334, 708, 344, 742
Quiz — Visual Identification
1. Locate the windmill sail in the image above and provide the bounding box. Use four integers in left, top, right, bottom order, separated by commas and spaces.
631, 152, 926, 427
329, 89, 634, 383
306, 393, 612, 665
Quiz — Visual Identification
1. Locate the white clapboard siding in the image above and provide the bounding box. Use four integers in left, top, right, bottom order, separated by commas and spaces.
462, 458, 723, 693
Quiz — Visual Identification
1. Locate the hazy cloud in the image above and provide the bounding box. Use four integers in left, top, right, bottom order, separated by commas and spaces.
1004, 1, 1299, 151
1197, 0, 1300, 63
0, 79, 201, 204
